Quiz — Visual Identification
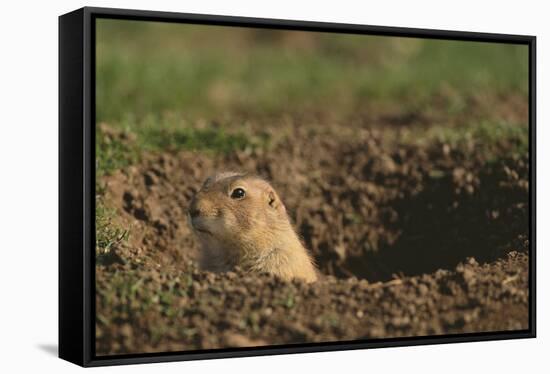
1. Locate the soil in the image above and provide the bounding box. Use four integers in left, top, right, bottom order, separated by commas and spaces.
95, 124, 530, 355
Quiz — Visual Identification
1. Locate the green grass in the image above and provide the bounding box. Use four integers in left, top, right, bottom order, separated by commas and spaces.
132, 118, 269, 155
96, 127, 138, 180
96, 19, 529, 125
96, 118, 269, 178
95, 19, 529, 176
397, 120, 529, 161
96, 201, 129, 265
95, 19, 529, 164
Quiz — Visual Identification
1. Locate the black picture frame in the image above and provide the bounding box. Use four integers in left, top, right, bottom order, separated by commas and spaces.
59, 6, 537, 367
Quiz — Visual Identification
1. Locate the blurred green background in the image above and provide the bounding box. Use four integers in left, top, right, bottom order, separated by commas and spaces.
95, 18, 529, 177
97, 19, 528, 124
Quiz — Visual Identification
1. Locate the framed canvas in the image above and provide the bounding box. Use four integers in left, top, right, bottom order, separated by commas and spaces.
59, 6, 536, 367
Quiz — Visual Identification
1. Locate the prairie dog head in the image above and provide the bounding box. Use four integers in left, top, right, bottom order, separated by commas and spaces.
188, 172, 318, 282
188, 172, 289, 256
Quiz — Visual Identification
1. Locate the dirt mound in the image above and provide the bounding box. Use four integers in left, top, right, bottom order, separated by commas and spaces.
99, 127, 528, 279
96, 252, 528, 354
96, 125, 529, 355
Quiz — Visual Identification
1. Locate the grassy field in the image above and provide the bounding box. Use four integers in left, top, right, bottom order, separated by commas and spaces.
97, 19, 528, 120
94, 19, 530, 354
96, 19, 528, 160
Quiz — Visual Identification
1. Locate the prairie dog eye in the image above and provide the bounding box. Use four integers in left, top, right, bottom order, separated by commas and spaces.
230, 187, 246, 199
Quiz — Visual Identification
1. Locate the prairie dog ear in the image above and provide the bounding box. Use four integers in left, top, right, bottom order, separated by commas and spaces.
267, 189, 286, 213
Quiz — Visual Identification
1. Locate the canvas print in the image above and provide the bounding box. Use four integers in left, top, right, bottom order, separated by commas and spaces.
94, 18, 530, 355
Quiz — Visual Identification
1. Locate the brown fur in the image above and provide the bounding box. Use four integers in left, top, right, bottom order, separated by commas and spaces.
188, 172, 318, 283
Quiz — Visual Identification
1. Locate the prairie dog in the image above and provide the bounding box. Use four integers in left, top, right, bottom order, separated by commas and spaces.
188, 172, 318, 283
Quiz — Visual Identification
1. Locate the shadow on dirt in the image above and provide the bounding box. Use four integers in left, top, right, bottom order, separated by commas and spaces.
322, 161, 529, 282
